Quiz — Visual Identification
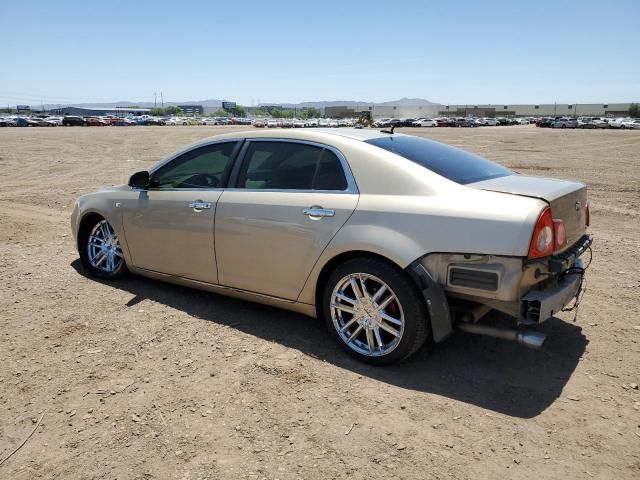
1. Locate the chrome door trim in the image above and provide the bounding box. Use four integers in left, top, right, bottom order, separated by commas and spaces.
227, 138, 359, 194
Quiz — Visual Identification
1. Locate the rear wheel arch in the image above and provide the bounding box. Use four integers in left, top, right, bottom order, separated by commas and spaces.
314, 250, 423, 318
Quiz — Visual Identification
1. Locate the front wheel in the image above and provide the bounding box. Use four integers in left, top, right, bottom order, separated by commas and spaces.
79, 217, 127, 280
322, 257, 429, 365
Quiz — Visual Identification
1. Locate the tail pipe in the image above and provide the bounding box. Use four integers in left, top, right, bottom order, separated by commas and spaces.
457, 323, 546, 350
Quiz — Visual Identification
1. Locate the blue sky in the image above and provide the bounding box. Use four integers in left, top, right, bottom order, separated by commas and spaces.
1, 0, 638, 106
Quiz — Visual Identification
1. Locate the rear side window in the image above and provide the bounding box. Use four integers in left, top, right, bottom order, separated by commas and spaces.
238, 141, 348, 191
366, 136, 512, 185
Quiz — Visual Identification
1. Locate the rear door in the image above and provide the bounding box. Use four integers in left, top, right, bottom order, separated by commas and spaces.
215, 139, 358, 300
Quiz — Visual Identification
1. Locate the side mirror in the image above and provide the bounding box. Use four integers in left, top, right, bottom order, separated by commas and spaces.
128, 170, 150, 188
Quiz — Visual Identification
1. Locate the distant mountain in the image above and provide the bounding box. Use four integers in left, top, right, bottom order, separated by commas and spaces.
39, 97, 440, 111
268, 98, 440, 108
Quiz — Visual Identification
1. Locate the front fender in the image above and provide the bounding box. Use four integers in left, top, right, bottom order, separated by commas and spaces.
72, 192, 131, 263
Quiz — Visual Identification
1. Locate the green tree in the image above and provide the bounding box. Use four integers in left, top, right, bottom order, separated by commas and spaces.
303, 107, 321, 118
629, 103, 640, 117
150, 107, 165, 116
212, 109, 230, 117
165, 106, 183, 115
253, 108, 269, 116
271, 109, 294, 119
234, 105, 246, 117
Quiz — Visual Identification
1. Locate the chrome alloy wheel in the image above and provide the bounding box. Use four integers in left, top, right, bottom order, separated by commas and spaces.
330, 273, 405, 357
86, 220, 124, 273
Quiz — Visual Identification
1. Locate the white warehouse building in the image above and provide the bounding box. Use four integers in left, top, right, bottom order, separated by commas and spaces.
324, 103, 634, 119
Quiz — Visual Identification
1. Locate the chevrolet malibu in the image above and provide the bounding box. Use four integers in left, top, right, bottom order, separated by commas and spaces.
71, 129, 592, 364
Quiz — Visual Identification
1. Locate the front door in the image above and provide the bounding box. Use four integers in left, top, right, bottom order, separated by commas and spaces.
215, 140, 358, 300
121, 141, 240, 284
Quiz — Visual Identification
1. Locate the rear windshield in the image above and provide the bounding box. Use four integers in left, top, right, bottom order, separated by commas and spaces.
365, 135, 513, 185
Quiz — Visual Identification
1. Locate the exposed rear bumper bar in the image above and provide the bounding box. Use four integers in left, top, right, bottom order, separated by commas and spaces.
521, 257, 584, 323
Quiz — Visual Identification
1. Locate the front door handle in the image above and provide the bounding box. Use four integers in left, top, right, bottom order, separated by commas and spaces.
303, 207, 335, 219
189, 200, 212, 210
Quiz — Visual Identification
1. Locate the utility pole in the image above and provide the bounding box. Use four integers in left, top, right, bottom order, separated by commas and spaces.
161, 92, 164, 108
154, 92, 157, 108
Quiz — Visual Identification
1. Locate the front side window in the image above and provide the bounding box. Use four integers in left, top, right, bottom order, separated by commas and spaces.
151, 142, 238, 189
237, 141, 348, 191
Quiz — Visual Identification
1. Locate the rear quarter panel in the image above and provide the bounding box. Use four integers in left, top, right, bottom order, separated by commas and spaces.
297, 189, 545, 305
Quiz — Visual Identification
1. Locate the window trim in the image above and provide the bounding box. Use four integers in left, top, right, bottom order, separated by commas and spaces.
144, 139, 243, 191
227, 138, 358, 194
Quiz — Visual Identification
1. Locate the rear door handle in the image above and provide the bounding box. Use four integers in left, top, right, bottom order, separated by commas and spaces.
189, 200, 212, 210
303, 207, 335, 219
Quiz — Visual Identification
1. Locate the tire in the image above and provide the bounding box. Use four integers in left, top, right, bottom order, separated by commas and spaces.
562, 124, 566, 129
322, 257, 429, 365
79, 216, 128, 280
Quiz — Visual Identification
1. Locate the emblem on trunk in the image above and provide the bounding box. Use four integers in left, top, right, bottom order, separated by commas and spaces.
575, 201, 582, 211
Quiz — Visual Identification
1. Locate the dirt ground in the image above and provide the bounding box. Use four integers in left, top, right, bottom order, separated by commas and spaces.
0, 125, 639, 480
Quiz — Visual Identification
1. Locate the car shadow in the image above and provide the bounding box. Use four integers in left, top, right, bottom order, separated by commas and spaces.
71, 260, 587, 419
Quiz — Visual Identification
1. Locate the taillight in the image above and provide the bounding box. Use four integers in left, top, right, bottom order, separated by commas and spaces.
528, 208, 554, 259
584, 202, 590, 227
553, 218, 567, 249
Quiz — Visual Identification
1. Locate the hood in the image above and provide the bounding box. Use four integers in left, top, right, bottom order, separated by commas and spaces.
468, 175, 585, 202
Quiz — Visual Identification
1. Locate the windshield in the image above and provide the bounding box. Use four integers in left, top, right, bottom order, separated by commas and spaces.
365, 135, 513, 185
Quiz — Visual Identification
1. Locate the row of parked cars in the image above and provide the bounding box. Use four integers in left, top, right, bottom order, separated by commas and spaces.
535, 116, 640, 129
373, 117, 539, 128
252, 118, 359, 128
4, 113, 638, 131
0, 114, 214, 127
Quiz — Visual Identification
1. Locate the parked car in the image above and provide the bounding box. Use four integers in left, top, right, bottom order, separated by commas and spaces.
412, 118, 437, 127
536, 117, 555, 128
85, 117, 109, 126
15, 117, 39, 127
0, 117, 17, 127
455, 117, 476, 127
435, 118, 450, 127
72, 129, 591, 365
578, 117, 595, 129
607, 118, 626, 129
62, 116, 86, 126
591, 118, 609, 129
552, 118, 578, 129
142, 117, 165, 126
484, 118, 499, 126
113, 118, 136, 126
30, 117, 58, 127
399, 118, 417, 127
252, 119, 267, 128
305, 119, 319, 128
266, 119, 279, 128
624, 119, 640, 129
373, 118, 391, 127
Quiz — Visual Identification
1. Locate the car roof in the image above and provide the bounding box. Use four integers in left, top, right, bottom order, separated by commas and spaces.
210, 127, 391, 143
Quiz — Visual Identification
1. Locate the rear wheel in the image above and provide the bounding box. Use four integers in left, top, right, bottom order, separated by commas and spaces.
322, 257, 429, 365
79, 217, 127, 280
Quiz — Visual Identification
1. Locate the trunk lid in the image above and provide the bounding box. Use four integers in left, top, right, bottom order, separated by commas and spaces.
469, 175, 588, 252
